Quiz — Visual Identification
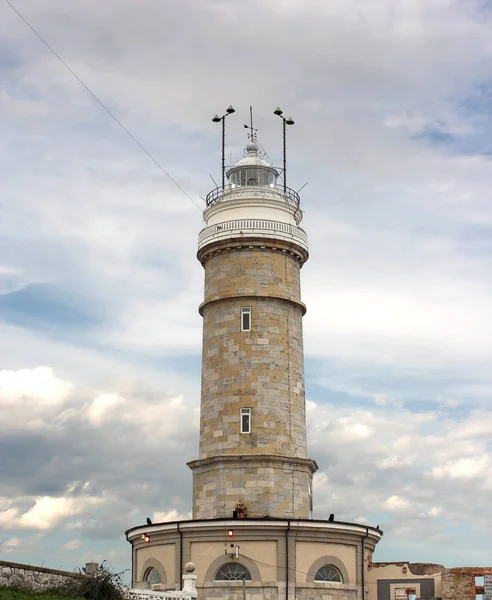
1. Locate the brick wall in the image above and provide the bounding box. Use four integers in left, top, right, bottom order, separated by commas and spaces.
442, 567, 492, 600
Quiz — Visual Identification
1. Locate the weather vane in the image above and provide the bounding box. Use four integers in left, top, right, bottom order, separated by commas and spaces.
244, 105, 258, 141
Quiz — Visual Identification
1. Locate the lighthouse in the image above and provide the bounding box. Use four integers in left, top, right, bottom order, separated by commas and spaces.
188, 124, 317, 521
125, 109, 382, 600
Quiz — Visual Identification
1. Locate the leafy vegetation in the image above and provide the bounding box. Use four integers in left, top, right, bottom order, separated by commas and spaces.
0, 589, 76, 600
0, 563, 126, 600
54, 564, 125, 600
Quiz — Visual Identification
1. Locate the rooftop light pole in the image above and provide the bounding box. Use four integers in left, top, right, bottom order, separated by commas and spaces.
274, 107, 295, 196
212, 105, 235, 189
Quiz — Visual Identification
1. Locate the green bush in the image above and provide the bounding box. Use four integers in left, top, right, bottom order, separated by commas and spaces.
0, 588, 75, 600
50, 563, 125, 600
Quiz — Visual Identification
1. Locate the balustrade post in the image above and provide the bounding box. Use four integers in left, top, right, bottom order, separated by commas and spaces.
182, 563, 197, 599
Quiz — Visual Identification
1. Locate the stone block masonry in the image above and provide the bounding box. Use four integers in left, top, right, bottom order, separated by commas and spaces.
198, 247, 307, 461
199, 295, 306, 460
200, 245, 304, 307
0, 560, 86, 591
189, 241, 317, 521
189, 454, 316, 519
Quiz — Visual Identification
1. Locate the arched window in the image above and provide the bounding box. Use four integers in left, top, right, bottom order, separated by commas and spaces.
143, 567, 162, 588
214, 563, 252, 581
314, 565, 343, 583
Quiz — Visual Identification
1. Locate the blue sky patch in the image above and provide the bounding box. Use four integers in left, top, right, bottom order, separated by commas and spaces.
0, 283, 100, 332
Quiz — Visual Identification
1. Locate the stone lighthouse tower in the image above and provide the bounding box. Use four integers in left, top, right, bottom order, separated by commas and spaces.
187, 135, 318, 521
126, 112, 382, 600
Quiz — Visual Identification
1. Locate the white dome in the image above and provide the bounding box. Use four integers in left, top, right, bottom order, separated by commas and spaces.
233, 155, 272, 168
231, 140, 272, 169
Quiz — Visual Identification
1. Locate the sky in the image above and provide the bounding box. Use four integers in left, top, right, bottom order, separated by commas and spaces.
1, 0, 492, 578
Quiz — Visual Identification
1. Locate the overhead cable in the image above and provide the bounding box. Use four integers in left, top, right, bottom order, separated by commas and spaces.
3, 0, 203, 214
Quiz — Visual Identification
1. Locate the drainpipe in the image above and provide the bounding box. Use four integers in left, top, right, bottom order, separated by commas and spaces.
177, 522, 183, 590
361, 527, 369, 600
131, 542, 135, 587
285, 520, 291, 600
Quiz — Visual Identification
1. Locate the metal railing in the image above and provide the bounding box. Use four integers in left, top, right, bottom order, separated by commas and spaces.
198, 218, 308, 251
124, 590, 191, 600
205, 183, 300, 207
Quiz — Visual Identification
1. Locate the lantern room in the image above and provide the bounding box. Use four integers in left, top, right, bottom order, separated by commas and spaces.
227, 141, 278, 188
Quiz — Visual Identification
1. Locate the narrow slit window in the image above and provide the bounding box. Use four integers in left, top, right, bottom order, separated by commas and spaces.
240, 408, 251, 434
241, 307, 251, 331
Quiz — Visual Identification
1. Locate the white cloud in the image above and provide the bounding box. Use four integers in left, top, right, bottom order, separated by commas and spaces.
153, 509, 192, 523
0, 497, 14, 511
432, 456, 491, 479
308, 398, 492, 561
87, 393, 126, 427
0, 365, 198, 447
383, 495, 412, 512
338, 417, 374, 441
63, 539, 83, 551
65, 521, 84, 531
0, 496, 105, 531
303, 233, 492, 374
378, 455, 411, 470
84, 390, 197, 441
0, 366, 198, 543
0, 366, 73, 405
0, 508, 21, 529
384, 110, 474, 137
0, 367, 74, 433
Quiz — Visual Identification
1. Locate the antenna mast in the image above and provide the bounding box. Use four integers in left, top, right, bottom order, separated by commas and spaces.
244, 105, 258, 142
274, 107, 295, 196
212, 105, 236, 189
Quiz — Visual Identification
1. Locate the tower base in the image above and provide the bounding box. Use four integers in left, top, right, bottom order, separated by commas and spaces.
188, 454, 318, 520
